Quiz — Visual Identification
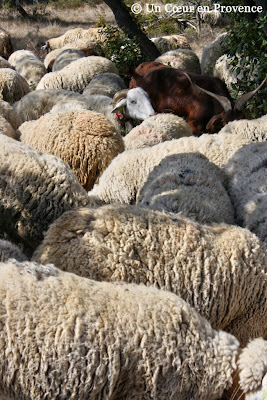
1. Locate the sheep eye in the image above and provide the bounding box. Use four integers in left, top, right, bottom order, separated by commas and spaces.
130, 100, 137, 104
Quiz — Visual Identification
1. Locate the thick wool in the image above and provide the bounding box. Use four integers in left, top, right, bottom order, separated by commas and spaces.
36, 56, 118, 93
0, 68, 30, 104
151, 34, 191, 53
0, 56, 13, 69
0, 239, 27, 262
83, 72, 126, 98
124, 113, 193, 150
219, 114, 267, 142
0, 259, 239, 400
201, 33, 227, 75
52, 48, 85, 71
0, 28, 13, 59
213, 54, 238, 96
155, 49, 201, 74
0, 115, 16, 139
8, 50, 47, 87
46, 27, 103, 50
224, 141, 267, 242
136, 152, 235, 225
19, 110, 124, 190
33, 204, 267, 345
0, 99, 21, 129
89, 131, 254, 204
0, 135, 89, 249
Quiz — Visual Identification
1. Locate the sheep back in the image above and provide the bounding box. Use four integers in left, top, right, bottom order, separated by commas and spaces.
0, 68, 30, 104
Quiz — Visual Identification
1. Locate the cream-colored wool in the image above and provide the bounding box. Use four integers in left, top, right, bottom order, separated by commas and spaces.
0, 239, 27, 261
0, 68, 30, 104
155, 49, 201, 74
124, 113, 192, 150
0, 115, 16, 139
33, 204, 267, 345
0, 99, 21, 129
224, 142, 267, 242
89, 131, 255, 204
19, 110, 124, 190
13, 88, 84, 122
0, 259, 240, 400
8, 50, 47, 87
36, 56, 118, 93
0, 56, 12, 69
201, 33, 227, 75
219, 114, 267, 141
0, 27, 13, 59
0, 135, 89, 249
136, 152, 235, 224
151, 34, 191, 53
83, 72, 126, 98
46, 27, 103, 50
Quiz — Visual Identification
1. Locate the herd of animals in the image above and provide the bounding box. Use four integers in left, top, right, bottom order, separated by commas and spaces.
0, 24, 266, 400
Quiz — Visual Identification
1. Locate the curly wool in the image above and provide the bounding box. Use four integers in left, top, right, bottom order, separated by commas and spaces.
219, 114, 267, 142
0, 115, 17, 139
89, 130, 254, 204
136, 152, 235, 225
151, 34, 191, 53
224, 141, 267, 242
0, 99, 21, 129
8, 50, 47, 87
0, 239, 27, 262
19, 110, 124, 190
124, 113, 192, 150
46, 27, 103, 50
0, 68, 30, 104
0, 135, 89, 249
33, 204, 267, 345
36, 56, 118, 93
155, 49, 201, 74
0, 258, 239, 400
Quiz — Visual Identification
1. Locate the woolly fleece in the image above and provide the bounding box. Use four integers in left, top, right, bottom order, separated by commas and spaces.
0, 99, 21, 129
0, 68, 30, 104
219, 114, 267, 142
151, 34, 191, 53
8, 50, 47, 87
33, 204, 267, 345
0, 239, 27, 262
155, 49, 201, 74
0, 259, 239, 400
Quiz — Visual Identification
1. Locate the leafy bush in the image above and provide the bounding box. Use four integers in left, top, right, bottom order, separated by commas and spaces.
95, 25, 147, 84
222, 14, 267, 118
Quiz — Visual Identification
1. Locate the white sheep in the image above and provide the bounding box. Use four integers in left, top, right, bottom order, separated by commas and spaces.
219, 114, 267, 141
0, 239, 27, 262
200, 32, 227, 75
36, 56, 118, 93
136, 152, 235, 225
83, 72, 126, 98
45, 27, 103, 50
0, 99, 21, 129
0, 134, 89, 250
155, 49, 201, 74
89, 130, 255, 205
18, 109, 124, 190
33, 203, 267, 345
1, 258, 267, 400
8, 50, 47, 88
52, 48, 85, 71
0, 68, 30, 104
123, 113, 192, 150
224, 141, 267, 242
151, 34, 191, 53
0, 115, 17, 139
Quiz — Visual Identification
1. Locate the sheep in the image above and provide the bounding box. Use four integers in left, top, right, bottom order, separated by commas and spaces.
151, 34, 191, 54
8, 50, 47, 88
32, 203, 267, 345
213, 54, 238, 96
1, 258, 265, 400
83, 72, 126, 98
0, 56, 13, 69
201, 33, 227, 75
123, 113, 193, 150
0, 115, 17, 139
224, 141, 267, 242
155, 49, 202, 74
36, 56, 119, 93
0, 68, 30, 104
45, 27, 103, 50
0, 239, 27, 262
0, 100, 21, 129
18, 110, 124, 191
136, 152, 235, 225
52, 48, 85, 71
0, 27, 13, 59
219, 114, 267, 141
0, 134, 89, 250
89, 130, 256, 205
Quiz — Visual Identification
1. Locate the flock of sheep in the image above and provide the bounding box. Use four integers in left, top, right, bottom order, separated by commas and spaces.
0, 24, 266, 400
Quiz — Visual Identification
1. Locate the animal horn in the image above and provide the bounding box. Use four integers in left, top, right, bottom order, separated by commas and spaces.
234, 76, 267, 111
112, 89, 129, 108
183, 72, 233, 112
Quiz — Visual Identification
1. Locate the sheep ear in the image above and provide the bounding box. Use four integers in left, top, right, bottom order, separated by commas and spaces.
183, 72, 233, 112
235, 76, 267, 111
112, 98, 127, 113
